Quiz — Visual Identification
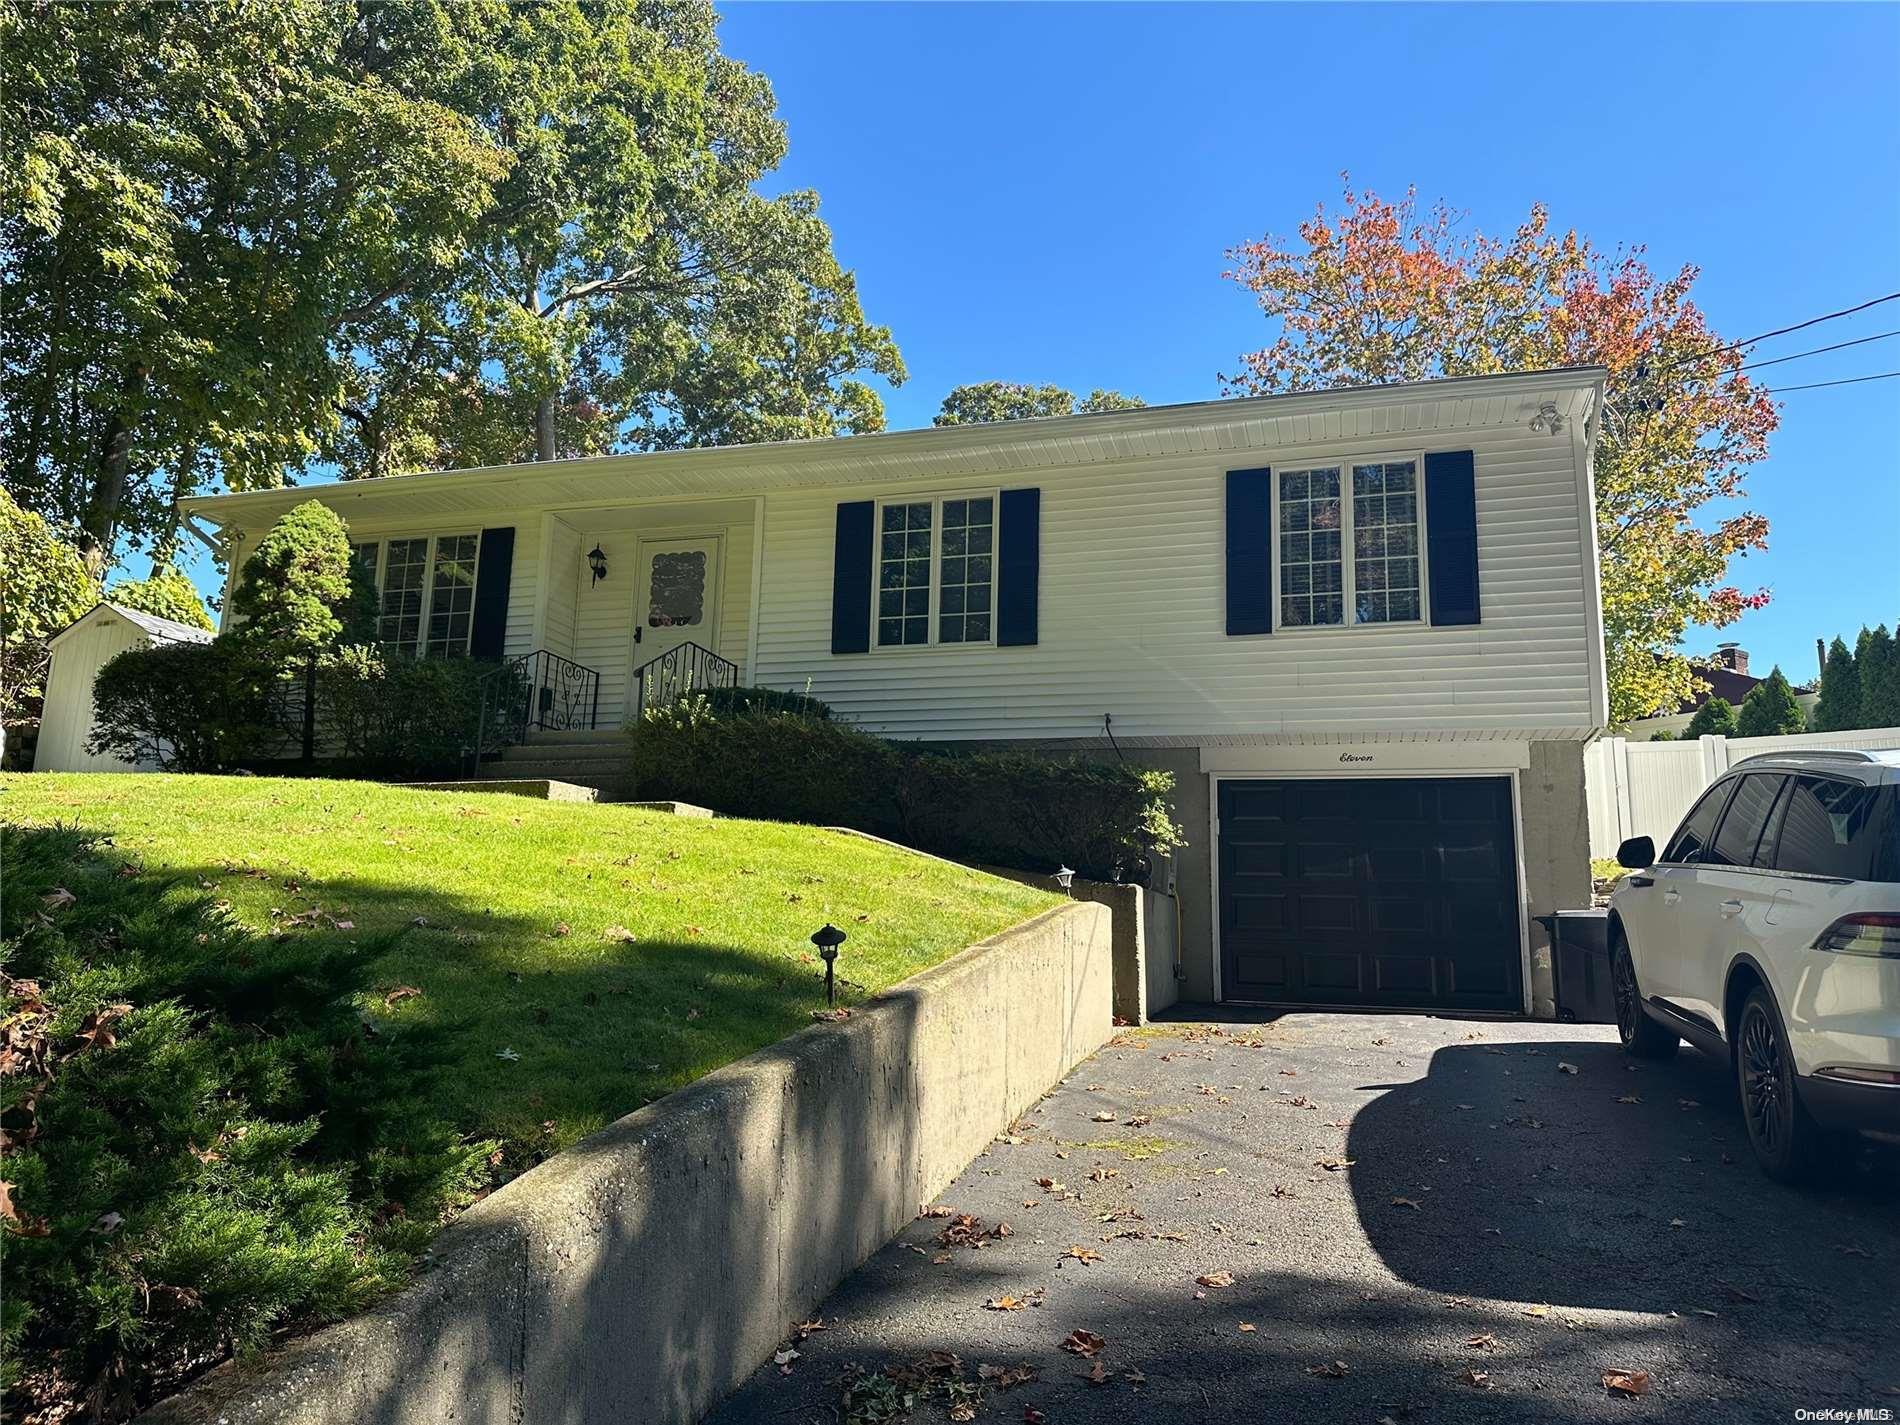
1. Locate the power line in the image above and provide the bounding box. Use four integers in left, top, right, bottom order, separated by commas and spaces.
1762, 370, 1900, 394
1652, 290, 1900, 373
1737, 329, 1900, 372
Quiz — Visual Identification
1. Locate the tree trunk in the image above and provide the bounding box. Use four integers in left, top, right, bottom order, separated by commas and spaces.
302, 655, 317, 763
535, 392, 557, 461
79, 361, 149, 577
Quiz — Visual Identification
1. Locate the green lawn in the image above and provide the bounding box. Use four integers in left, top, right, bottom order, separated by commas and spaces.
0, 774, 1056, 1161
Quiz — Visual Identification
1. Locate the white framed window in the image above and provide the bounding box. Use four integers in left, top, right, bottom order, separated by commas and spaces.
1274, 457, 1424, 629
354, 532, 481, 657
875, 493, 995, 648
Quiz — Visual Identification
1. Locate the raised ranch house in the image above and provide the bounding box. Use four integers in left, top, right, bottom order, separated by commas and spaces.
64, 367, 1613, 1019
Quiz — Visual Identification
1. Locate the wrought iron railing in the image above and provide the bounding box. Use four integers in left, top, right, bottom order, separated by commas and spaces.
632, 640, 737, 716
470, 650, 601, 764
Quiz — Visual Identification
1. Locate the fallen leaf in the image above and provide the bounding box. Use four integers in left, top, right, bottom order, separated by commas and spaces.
949, 1404, 976, 1422
1460, 1367, 1493, 1389
1087, 1165, 1118, 1182
792, 1318, 825, 1339
1524, 1303, 1551, 1317
40, 887, 76, 911
1062, 1246, 1104, 1264
918, 1205, 955, 1219
604, 925, 637, 942
1615, 1094, 1642, 1105
985, 1295, 1027, 1311
1391, 1197, 1423, 1211
495, 1047, 520, 1062
773, 1347, 799, 1370
1090, 1110, 1116, 1122
1239, 1322, 1257, 1333
382, 985, 423, 1007
1602, 1368, 1651, 1397
1307, 1360, 1349, 1378
1023, 1409, 1047, 1424
91, 1211, 125, 1235
1123, 1367, 1147, 1386
1466, 1333, 1498, 1349
1314, 1157, 1355, 1172
978, 1362, 1037, 1388
1558, 1062, 1580, 1075
1081, 1358, 1109, 1386
1060, 1329, 1106, 1357
553, 922, 572, 937
1196, 1270, 1235, 1287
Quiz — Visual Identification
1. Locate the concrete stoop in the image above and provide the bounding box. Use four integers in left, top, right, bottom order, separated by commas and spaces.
480, 729, 636, 802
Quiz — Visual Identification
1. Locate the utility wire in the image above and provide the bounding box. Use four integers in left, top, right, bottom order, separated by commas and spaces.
1762, 370, 1900, 394
1651, 290, 1900, 373
1737, 329, 1900, 372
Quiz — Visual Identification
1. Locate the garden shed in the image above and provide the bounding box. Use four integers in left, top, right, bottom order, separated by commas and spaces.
35, 603, 214, 772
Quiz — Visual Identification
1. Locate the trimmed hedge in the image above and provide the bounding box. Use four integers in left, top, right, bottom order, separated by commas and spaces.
701, 684, 832, 720
88, 641, 279, 772
315, 645, 493, 776
629, 697, 1182, 882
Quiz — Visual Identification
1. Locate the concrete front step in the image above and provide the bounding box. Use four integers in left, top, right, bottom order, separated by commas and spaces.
499, 740, 626, 764
484, 756, 628, 783
522, 727, 626, 745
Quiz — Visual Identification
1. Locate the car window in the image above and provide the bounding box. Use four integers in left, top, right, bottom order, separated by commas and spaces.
1706, 774, 1786, 867
1766, 776, 1886, 880
1661, 780, 1736, 864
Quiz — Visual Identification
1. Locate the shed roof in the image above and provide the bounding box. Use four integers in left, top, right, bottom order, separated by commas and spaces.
48, 602, 216, 650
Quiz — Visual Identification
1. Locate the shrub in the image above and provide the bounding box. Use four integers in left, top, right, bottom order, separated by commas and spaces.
88, 640, 278, 771
315, 646, 493, 776
701, 683, 832, 720
105, 564, 215, 632
629, 698, 1183, 881
1735, 665, 1805, 738
0, 487, 97, 723
1682, 695, 1737, 739
0, 826, 487, 1421
227, 501, 374, 661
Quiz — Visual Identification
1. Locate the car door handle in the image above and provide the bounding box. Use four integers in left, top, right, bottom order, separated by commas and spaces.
1628, 875, 1654, 888
1719, 898, 1744, 917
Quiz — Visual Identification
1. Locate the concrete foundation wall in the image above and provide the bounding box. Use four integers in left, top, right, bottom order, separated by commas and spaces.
1520, 740, 1591, 1018
142, 902, 1113, 1425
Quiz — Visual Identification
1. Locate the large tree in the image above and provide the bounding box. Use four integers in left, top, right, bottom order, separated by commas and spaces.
3, 1, 901, 571
933, 381, 1145, 426
1223, 182, 1778, 723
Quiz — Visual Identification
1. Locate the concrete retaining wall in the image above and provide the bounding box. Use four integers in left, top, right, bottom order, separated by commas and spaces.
143, 902, 1113, 1425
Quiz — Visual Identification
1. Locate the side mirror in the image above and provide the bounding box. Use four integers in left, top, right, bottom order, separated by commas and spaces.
1616, 835, 1655, 870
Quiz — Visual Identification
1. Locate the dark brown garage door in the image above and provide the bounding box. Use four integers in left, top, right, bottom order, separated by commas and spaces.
1217, 777, 1522, 1012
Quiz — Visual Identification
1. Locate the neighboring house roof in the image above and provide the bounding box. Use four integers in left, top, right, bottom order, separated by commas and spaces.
178, 365, 1608, 530
1675, 663, 1762, 714
47, 602, 215, 650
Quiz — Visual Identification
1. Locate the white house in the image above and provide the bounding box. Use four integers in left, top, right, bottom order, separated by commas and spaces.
36, 604, 215, 771
166, 366, 1609, 1016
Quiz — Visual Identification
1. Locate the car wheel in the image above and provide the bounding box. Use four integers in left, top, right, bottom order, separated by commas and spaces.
1610, 928, 1678, 1059
1735, 986, 1825, 1184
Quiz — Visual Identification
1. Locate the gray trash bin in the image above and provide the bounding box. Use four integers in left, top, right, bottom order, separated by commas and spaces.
1533, 909, 1615, 1024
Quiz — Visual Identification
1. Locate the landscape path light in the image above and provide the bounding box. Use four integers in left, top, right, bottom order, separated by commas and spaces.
811, 923, 847, 1006
1054, 866, 1076, 897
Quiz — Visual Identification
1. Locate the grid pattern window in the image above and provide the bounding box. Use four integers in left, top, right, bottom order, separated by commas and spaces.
350, 541, 381, 589
425, 534, 479, 657
1350, 460, 1420, 623
1278, 467, 1343, 627
379, 538, 429, 653
937, 497, 994, 644
877, 502, 934, 647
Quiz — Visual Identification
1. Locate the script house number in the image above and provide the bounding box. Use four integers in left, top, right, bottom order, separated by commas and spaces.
1339, 752, 1374, 764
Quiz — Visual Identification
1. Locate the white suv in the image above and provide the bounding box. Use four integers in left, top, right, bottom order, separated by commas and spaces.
1608, 749, 1900, 1181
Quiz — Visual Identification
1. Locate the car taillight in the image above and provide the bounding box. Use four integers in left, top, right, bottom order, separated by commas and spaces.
1811, 912, 1900, 958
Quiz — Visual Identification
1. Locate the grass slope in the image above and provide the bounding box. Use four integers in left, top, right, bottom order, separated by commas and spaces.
1, 774, 1056, 1163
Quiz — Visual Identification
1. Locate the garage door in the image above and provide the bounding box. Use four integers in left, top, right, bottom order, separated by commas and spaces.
1217, 777, 1522, 1012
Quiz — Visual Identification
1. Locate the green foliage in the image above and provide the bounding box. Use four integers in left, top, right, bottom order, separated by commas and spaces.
701, 683, 832, 720
1682, 695, 1738, 739
6, 1, 901, 567
1811, 636, 1861, 732
1735, 666, 1805, 739
933, 381, 1146, 426
1648, 729, 1677, 741
105, 564, 215, 632
1858, 624, 1900, 728
0, 487, 97, 720
229, 502, 366, 662
315, 645, 490, 775
0, 825, 485, 1421
87, 641, 276, 771
630, 698, 1184, 881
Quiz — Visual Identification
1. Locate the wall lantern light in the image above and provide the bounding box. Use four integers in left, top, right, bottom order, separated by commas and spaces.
811, 923, 848, 1005
1054, 865, 1076, 897
588, 544, 609, 587
1527, 401, 1565, 436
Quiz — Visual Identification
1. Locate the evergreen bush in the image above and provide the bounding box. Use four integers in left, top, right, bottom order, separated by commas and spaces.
628, 697, 1183, 881
1735, 666, 1806, 738
87, 641, 279, 771
0, 826, 487, 1421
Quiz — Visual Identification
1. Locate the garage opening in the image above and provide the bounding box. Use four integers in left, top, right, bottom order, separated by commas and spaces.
1217, 776, 1523, 1013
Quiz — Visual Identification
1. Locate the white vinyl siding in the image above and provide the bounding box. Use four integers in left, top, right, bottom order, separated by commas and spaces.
751, 425, 1596, 741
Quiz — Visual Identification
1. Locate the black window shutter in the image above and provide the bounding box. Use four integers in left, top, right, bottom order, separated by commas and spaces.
1225, 467, 1273, 635
996, 487, 1040, 647
470, 527, 515, 659
831, 501, 875, 654
1424, 450, 1480, 626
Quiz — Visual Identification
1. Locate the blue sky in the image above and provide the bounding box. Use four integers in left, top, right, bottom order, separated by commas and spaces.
709, 0, 1900, 683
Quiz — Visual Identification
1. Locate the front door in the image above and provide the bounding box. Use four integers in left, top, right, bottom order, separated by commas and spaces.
630, 536, 721, 716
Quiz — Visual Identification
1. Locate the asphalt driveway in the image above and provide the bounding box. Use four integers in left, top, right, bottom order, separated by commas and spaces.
706, 1011, 1899, 1424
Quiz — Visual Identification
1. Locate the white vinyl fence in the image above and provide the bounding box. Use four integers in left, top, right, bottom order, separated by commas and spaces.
1586, 726, 1900, 858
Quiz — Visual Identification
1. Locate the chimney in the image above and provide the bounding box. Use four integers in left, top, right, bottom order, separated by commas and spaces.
1713, 642, 1748, 675
1817, 637, 1828, 683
